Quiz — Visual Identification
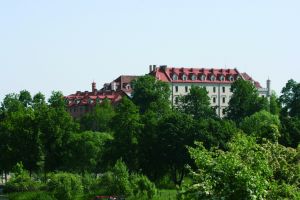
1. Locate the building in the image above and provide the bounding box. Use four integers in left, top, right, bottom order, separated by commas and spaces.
65, 75, 139, 118
149, 65, 270, 117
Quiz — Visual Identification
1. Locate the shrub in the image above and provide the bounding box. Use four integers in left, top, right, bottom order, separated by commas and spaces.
130, 173, 157, 199
8, 191, 54, 200
100, 160, 132, 197
47, 172, 83, 200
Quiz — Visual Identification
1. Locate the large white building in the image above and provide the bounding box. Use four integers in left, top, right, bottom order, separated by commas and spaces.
149, 65, 270, 117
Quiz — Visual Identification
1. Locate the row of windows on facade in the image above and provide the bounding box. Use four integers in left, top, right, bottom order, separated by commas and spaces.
172, 74, 235, 81
174, 86, 227, 93
175, 96, 227, 104
67, 98, 110, 105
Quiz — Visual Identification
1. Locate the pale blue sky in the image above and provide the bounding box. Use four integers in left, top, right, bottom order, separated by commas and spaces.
0, 0, 299, 101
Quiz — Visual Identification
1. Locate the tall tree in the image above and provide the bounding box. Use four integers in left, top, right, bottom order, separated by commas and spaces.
225, 78, 268, 123
132, 75, 171, 115
110, 97, 143, 171
269, 92, 281, 115
80, 98, 115, 132
38, 91, 79, 172
279, 79, 300, 117
178, 86, 216, 119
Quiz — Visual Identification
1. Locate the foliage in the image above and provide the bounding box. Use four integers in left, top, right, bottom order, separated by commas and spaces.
179, 134, 300, 200
280, 116, 300, 148
132, 75, 171, 114
47, 172, 83, 200
241, 110, 281, 142
130, 173, 157, 199
178, 86, 216, 119
110, 97, 143, 170
100, 160, 132, 197
279, 79, 300, 117
4, 163, 43, 193
226, 78, 268, 123
8, 191, 54, 200
64, 131, 113, 173
80, 99, 115, 132
269, 92, 281, 115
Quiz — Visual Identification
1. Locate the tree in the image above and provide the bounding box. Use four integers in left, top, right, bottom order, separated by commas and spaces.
280, 117, 300, 148
64, 131, 113, 173
132, 75, 171, 115
279, 79, 300, 117
225, 78, 268, 123
269, 92, 281, 115
38, 91, 79, 172
179, 134, 300, 199
156, 111, 195, 185
110, 97, 143, 171
80, 98, 115, 132
241, 110, 281, 143
178, 86, 216, 119
18, 90, 32, 107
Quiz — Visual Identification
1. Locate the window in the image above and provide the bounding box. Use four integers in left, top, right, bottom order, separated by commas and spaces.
213, 87, 216, 93
191, 74, 196, 80
222, 87, 225, 93
172, 74, 178, 80
200, 74, 206, 81
222, 97, 226, 103
229, 76, 234, 81
175, 96, 179, 104
185, 86, 188, 93
220, 75, 225, 81
182, 74, 187, 81
175, 86, 178, 92
213, 97, 216, 103
211, 75, 216, 81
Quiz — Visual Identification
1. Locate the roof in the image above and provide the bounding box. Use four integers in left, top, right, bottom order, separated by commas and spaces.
240, 72, 262, 88
150, 66, 240, 83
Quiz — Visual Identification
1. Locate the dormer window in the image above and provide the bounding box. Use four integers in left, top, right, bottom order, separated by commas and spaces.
76, 99, 80, 104
210, 75, 216, 81
172, 74, 178, 80
220, 75, 225, 81
182, 74, 187, 81
229, 76, 234, 81
200, 74, 206, 81
191, 74, 197, 80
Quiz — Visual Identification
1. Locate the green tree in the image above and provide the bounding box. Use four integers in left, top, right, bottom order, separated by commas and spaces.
110, 97, 143, 171
80, 99, 115, 132
280, 116, 300, 148
225, 78, 268, 123
18, 90, 32, 107
179, 134, 300, 200
178, 86, 216, 119
241, 110, 281, 142
38, 91, 79, 172
64, 131, 113, 173
279, 79, 300, 117
47, 172, 83, 200
157, 111, 195, 185
269, 92, 281, 115
132, 75, 171, 114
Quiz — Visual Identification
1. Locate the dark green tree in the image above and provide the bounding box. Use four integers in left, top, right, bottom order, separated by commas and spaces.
225, 78, 268, 123
279, 79, 300, 117
64, 131, 112, 173
132, 75, 171, 114
80, 99, 115, 132
269, 92, 281, 115
178, 86, 216, 119
18, 90, 32, 107
110, 97, 143, 171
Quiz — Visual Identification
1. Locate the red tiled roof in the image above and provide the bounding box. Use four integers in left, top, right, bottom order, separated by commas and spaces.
150, 66, 240, 83
241, 72, 262, 88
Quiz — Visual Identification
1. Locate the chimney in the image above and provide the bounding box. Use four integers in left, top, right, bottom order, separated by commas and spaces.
149, 65, 153, 73
267, 79, 271, 97
160, 65, 167, 71
92, 82, 96, 92
153, 65, 157, 71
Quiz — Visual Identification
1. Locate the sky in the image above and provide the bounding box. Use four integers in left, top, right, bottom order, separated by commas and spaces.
0, 0, 299, 101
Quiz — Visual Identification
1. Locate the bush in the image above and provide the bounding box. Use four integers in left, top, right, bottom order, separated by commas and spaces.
8, 191, 54, 200
47, 172, 83, 200
130, 173, 157, 199
100, 160, 132, 197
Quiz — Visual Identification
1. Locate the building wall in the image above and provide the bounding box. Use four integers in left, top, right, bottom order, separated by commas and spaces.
170, 82, 232, 117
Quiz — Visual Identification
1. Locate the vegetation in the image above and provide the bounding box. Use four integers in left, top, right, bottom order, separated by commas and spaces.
1, 77, 300, 199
